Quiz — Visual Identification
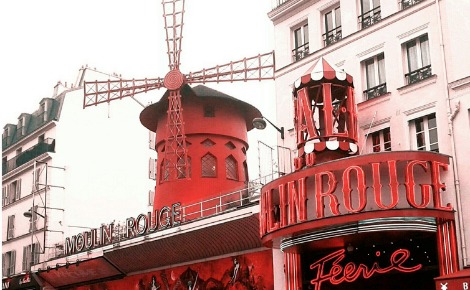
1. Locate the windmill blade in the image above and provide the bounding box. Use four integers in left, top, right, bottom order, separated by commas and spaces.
186, 51, 275, 84
83, 78, 164, 108
162, 0, 185, 70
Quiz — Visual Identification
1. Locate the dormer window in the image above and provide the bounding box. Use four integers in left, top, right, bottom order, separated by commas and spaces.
39, 102, 47, 123
17, 118, 25, 137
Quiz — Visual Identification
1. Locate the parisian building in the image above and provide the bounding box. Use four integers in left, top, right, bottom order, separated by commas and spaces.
2, 68, 155, 289
3, 0, 470, 289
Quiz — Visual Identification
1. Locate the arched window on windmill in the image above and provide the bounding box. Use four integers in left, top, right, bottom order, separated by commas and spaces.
201, 153, 217, 178
225, 155, 238, 181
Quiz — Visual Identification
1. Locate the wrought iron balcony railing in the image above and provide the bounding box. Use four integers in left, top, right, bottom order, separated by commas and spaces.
405, 65, 432, 85
363, 83, 388, 100
358, 6, 382, 29
400, 0, 424, 10
292, 42, 309, 62
2, 138, 55, 175
271, 0, 290, 10
323, 27, 342, 47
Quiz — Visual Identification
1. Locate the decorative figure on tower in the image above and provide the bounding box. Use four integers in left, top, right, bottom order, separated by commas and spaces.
292, 57, 358, 170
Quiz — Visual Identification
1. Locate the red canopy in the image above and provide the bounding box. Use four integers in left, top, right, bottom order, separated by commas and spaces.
294, 57, 354, 89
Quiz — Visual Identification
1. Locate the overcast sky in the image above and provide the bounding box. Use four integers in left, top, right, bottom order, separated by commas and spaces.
0, 0, 276, 127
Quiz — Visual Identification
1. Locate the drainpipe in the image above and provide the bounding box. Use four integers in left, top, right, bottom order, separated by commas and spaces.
435, 0, 467, 268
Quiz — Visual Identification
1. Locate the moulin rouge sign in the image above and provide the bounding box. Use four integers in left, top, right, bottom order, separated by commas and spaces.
260, 152, 453, 237
65, 202, 181, 255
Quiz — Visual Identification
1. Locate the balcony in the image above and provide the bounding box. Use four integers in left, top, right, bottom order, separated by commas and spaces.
2, 138, 55, 175
405, 65, 432, 85
323, 26, 342, 47
363, 83, 388, 100
292, 42, 309, 62
358, 6, 382, 29
400, 0, 424, 10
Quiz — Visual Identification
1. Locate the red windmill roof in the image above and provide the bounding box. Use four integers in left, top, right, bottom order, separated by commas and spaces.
294, 57, 354, 89
140, 84, 261, 132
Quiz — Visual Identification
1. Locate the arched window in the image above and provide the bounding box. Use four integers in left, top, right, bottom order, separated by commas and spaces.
160, 159, 170, 182
225, 155, 238, 180
201, 153, 217, 177
177, 156, 191, 179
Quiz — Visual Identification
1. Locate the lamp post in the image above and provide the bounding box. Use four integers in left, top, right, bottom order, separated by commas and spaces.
252, 116, 285, 139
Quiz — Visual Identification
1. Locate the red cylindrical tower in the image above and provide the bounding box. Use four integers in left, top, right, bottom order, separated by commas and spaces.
140, 84, 261, 216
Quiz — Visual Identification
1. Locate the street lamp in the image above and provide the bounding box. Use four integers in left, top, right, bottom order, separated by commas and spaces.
252, 117, 285, 139
23, 209, 45, 219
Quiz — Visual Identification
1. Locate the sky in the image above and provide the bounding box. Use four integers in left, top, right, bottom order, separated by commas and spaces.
0, 0, 277, 127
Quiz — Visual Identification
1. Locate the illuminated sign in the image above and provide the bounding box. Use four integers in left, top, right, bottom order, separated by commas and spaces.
260, 153, 452, 236
309, 248, 422, 290
65, 202, 181, 255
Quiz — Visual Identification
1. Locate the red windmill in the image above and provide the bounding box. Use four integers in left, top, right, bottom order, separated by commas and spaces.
83, 0, 275, 181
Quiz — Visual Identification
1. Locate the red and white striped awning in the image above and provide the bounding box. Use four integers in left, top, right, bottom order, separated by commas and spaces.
294, 57, 354, 89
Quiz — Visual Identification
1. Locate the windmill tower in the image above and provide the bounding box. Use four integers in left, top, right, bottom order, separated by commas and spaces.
82, 0, 274, 211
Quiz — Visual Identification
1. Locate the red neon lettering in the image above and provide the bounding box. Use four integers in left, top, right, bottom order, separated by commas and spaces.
342, 166, 367, 213
322, 84, 334, 137
259, 190, 269, 236
279, 183, 289, 228
309, 248, 422, 290
405, 160, 431, 208
372, 161, 399, 210
296, 87, 317, 144
431, 161, 452, 211
287, 178, 308, 224
315, 171, 339, 218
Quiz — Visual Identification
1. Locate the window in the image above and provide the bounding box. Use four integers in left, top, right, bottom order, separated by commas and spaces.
9, 179, 21, 203
292, 23, 309, 62
201, 138, 215, 147
405, 34, 431, 84
359, 0, 381, 29
413, 113, 438, 152
39, 102, 47, 122
177, 156, 191, 179
371, 128, 391, 152
323, 6, 342, 46
363, 53, 387, 100
225, 141, 236, 150
225, 155, 238, 180
160, 159, 170, 182
29, 205, 39, 233
17, 118, 25, 137
22, 244, 40, 271
2, 250, 16, 276
7, 215, 15, 239
401, 0, 423, 10
204, 105, 215, 117
201, 153, 216, 177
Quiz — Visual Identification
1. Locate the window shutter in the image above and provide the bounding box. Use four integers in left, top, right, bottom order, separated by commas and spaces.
149, 131, 156, 150
33, 243, 40, 264
15, 179, 21, 200
11, 250, 16, 275
149, 158, 156, 180
8, 183, 14, 203
22, 246, 28, 271
2, 253, 6, 276
2, 186, 6, 206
